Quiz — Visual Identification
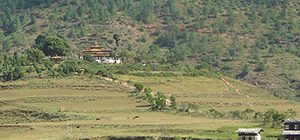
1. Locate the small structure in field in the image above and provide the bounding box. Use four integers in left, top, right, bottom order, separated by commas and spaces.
283, 119, 300, 140
236, 128, 263, 140
80, 42, 122, 64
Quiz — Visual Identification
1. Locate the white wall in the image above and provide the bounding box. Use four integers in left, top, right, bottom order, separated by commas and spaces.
95, 57, 122, 64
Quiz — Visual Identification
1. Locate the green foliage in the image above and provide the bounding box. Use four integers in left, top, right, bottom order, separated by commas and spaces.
238, 64, 250, 78
255, 60, 267, 72
96, 69, 113, 79
83, 53, 95, 63
113, 34, 121, 47
144, 87, 152, 94
262, 109, 287, 128
150, 92, 167, 111
33, 34, 70, 56
136, 0, 154, 23
1, 54, 26, 81
229, 108, 255, 120
207, 108, 225, 119
169, 95, 177, 109
58, 61, 76, 75
134, 82, 144, 93
2, 66, 24, 81
26, 47, 45, 62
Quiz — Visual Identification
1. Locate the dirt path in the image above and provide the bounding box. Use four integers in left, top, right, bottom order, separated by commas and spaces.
101, 77, 135, 90
220, 78, 241, 95
220, 77, 251, 99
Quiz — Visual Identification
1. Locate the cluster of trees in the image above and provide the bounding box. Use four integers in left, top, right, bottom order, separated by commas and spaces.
33, 34, 70, 56
0, 0, 53, 34
0, 33, 72, 81
134, 83, 177, 111
1, 53, 26, 81
204, 108, 296, 128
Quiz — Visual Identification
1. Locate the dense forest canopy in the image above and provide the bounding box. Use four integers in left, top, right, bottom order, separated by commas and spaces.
0, 0, 299, 99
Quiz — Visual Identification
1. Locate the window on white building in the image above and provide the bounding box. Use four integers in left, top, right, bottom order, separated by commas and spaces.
285, 124, 290, 130
295, 124, 299, 130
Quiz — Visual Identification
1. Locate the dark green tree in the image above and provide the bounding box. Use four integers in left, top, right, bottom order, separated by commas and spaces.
26, 48, 45, 62
33, 34, 70, 56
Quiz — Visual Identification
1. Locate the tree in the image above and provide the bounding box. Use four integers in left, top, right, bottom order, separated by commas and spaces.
168, 44, 191, 63
11, 17, 21, 33
2, 40, 11, 52
226, 8, 235, 26
256, 60, 267, 72
166, 0, 178, 15
144, 87, 152, 94
134, 82, 144, 93
237, 64, 250, 78
31, 15, 37, 24
33, 34, 70, 56
0, 29, 5, 45
155, 31, 177, 48
136, 0, 154, 23
263, 109, 286, 128
113, 34, 121, 47
68, 27, 76, 38
26, 48, 45, 62
147, 44, 164, 63
150, 92, 167, 111
83, 53, 95, 62
228, 46, 237, 60
2, 54, 25, 81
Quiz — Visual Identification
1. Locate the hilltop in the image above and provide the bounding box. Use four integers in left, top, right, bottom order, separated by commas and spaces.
0, 0, 299, 99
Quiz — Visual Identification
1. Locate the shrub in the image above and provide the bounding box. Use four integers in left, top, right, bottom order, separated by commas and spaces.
97, 69, 113, 79
178, 105, 189, 113
150, 92, 167, 111
144, 87, 152, 94
134, 82, 144, 93
169, 95, 177, 109
208, 108, 224, 118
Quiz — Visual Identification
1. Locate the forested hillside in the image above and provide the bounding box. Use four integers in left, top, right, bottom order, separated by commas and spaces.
0, 0, 299, 99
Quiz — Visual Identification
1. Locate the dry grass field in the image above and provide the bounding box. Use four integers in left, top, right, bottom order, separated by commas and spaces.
0, 76, 299, 139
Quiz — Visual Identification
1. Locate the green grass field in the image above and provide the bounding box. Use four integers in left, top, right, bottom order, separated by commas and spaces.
0, 76, 299, 139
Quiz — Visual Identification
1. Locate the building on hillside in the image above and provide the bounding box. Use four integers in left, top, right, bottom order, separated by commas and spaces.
236, 128, 263, 140
50, 56, 64, 63
80, 42, 121, 64
283, 119, 300, 140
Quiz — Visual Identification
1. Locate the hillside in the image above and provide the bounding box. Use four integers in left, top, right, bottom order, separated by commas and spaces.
0, 0, 300, 99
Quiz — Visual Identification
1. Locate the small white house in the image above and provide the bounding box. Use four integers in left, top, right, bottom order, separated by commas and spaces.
236, 128, 263, 140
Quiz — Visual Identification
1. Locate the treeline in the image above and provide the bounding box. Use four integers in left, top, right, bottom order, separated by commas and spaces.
0, 0, 54, 34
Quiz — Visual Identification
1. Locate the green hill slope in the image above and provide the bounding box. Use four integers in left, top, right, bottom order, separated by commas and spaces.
0, 0, 299, 99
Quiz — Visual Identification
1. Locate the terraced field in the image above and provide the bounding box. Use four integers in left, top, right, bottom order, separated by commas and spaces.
118, 75, 300, 115
0, 76, 299, 139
